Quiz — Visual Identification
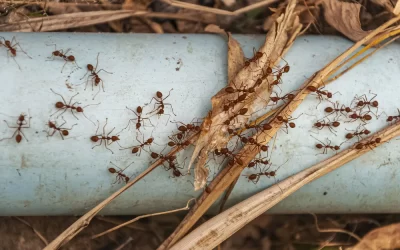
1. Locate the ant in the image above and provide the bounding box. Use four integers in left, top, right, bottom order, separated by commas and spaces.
168, 134, 191, 148
125, 106, 153, 132
345, 125, 370, 141
90, 118, 124, 154
108, 162, 134, 184
353, 92, 379, 112
306, 85, 334, 106
243, 161, 286, 184
147, 89, 176, 121
354, 137, 381, 150
0, 112, 31, 143
269, 91, 295, 105
47, 44, 79, 72
50, 88, 99, 125
387, 108, 400, 123
276, 114, 302, 132
223, 93, 248, 113
311, 135, 343, 155
313, 118, 340, 135
347, 111, 374, 124
0, 36, 31, 69
224, 81, 255, 95
46, 117, 77, 140
248, 156, 270, 169
81, 53, 113, 100
247, 137, 269, 153
120, 135, 155, 156
163, 157, 186, 178
214, 147, 243, 166
324, 102, 353, 118
243, 48, 266, 68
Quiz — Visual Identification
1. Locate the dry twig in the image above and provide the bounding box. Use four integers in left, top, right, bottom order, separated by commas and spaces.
13, 216, 49, 246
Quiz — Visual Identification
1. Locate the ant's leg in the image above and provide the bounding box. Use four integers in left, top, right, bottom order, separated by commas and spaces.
163, 88, 174, 101
92, 139, 103, 149
164, 114, 171, 125
58, 130, 65, 140
14, 42, 32, 59
104, 142, 114, 154
103, 118, 108, 135
61, 61, 68, 73
92, 83, 101, 100
0, 129, 18, 141
163, 103, 177, 116
107, 127, 115, 137
97, 69, 113, 74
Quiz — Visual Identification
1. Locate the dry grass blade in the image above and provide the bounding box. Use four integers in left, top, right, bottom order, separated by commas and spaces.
189, 0, 302, 190
161, 0, 278, 16
351, 223, 400, 250
158, 14, 400, 250
311, 213, 362, 241
322, 0, 370, 42
114, 237, 133, 250
13, 216, 49, 246
91, 198, 195, 239
169, 121, 400, 250
0, 10, 216, 32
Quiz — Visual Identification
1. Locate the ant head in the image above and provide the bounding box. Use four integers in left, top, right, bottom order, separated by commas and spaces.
53, 51, 60, 56
67, 55, 75, 61
334, 146, 340, 150
350, 113, 358, 119
151, 152, 159, 159
332, 121, 340, 127
62, 130, 69, 136
316, 143, 323, 149
287, 94, 295, 100
136, 106, 142, 113
168, 141, 176, 147
147, 138, 154, 143
176, 133, 183, 140
87, 64, 94, 71
76, 107, 83, 112
375, 138, 382, 143
289, 122, 296, 128
108, 168, 117, 174
266, 66, 272, 74
248, 138, 255, 144
272, 79, 279, 85
55, 102, 64, 108
248, 162, 255, 168
372, 101, 379, 107
111, 136, 119, 141
241, 137, 248, 144
270, 96, 279, 102
125, 176, 130, 183
255, 51, 263, 58
263, 123, 272, 130
261, 145, 269, 152
345, 107, 352, 112
156, 91, 163, 98
95, 77, 101, 84
387, 116, 393, 122
364, 129, 371, 135
136, 122, 141, 129
225, 87, 235, 93
325, 107, 333, 113
345, 133, 354, 139
132, 147, 139, 154
91, 136, 99, 142
173, 169, 181, 177
327, 92, 333, 98
357, 101, 364, 106
277, 116, 284, 122
364, 114, 372, 121
48, 121, 56, 128
16, 134, 22, 143
314, 122, 322, 127
248, 174, 257, 180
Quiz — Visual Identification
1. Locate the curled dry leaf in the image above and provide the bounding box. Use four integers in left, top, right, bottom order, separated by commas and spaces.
323, 0, 371, 42
352, 223, 400, 250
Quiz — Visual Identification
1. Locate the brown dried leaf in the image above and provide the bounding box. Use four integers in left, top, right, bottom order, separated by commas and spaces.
352, 223, 400, 250
323, 0, 370, 42
204, 24, 226, 34
394, 0, 400, 14
227, 33, 245, 83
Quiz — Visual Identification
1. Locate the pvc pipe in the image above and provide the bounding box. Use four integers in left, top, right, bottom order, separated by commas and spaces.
0, 33, 399, 215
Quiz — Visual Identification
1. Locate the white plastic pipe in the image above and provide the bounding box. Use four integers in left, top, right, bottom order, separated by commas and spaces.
0, 33, 399, 215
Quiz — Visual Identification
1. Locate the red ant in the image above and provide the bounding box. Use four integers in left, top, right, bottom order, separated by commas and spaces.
90, 118, 124, 154
306, 85, 334, 106
50, 88, 99, 125
125, 106, 153, 132
214, 147, 243, 166
46, 117, 77, 140
354, 137, 381, 150
147, 89, 177, 121
108, 162, 134, 184
0, 36, 31, 69
247, 137, 269, 153
313, 118, 340, 135
387, 109, 400, 123
0, 112, 31, 143
224, 81, 255, 95
247, 156, 270, 169
171, 120, 201, 136
243, 160, 286, 184
243, 48, 266, 68
168, 134, 191, 148
276, 114, 302, 133
345, 125, 371, 141
163, 157, 186, 178
120, 135, 155, 156
223, 93, 248, 113
311, 135, 343, 155
47, 44, 79, 72
324, 102, 353, 118
347, 111, 374, 124
353, 92, 379, 111
81, 53, 113, 100
269, 91, 296, 105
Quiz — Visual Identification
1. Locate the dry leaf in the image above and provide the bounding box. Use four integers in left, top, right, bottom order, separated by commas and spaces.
370, 0, 395, 13
352, 223, 400, 250
394, 0, 400, 14
323, 0, 370, 42
204, 24, 226, 34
